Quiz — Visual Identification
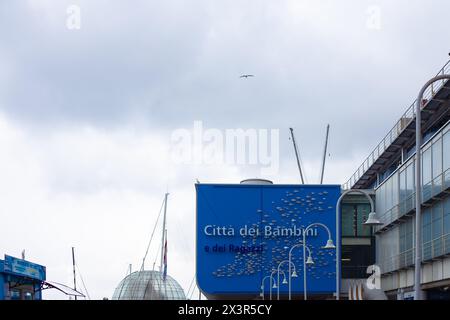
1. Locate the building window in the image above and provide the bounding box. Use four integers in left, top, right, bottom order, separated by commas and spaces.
422, 147, 432, 186
399, 219, 414, 267
444, 131, 450, 188
432, 140, 443, 179
342, 204, 356, 237
422, 200, 449, 260
444, 197, 450, 254
342, 203, 372, 237
399, 169, 406, 201
432, 203, 443, 257
10, 290, 21, 300
423, 208, 432, 261
24, 292, 33, 300
406, 162, 416, 202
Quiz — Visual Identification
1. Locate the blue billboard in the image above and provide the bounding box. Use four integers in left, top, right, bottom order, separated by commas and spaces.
3, 255, 46, 281
196, 184, 341, 297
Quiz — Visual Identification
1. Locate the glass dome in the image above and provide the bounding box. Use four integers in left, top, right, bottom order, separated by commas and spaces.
112, 270, 186, 300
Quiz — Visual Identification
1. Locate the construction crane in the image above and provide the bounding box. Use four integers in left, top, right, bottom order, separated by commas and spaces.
320, 124, 330, 184
289, 128, 305, 184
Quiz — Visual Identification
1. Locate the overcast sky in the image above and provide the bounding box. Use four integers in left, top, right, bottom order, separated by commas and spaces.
1, 0, 449, 299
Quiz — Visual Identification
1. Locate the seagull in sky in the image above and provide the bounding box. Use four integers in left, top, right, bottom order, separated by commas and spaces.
240, 74, 255, 79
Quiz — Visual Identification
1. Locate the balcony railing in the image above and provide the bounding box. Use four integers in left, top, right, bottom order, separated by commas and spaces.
379, 233, 450, 275
374, 167, 450, 231
343, 60, 450, 190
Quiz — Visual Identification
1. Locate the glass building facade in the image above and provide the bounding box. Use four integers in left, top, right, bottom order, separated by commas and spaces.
343, 60, 450, 299
375, 121, 450, 274
112, 271, 186, 300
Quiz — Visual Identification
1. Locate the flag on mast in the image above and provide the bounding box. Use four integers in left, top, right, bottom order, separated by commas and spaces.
163, 232, 168, 281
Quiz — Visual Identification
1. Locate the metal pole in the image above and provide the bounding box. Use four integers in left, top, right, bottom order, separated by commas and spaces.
303, 232, 307, 300
336, 199, 340, 301
301, 223, 334, 299
261, 275, 275, 300
288, 243, 310, 300
72, 247, 77, 301
262, 283, 265, 301
277, 269, 280, 300
415, 89, 423, 302
270, 275, 273, 300
289, 128, 305, 184
320, 124, 330, 184
276, 268, 287, 300
160, 193, 169, 272
288, 257, 291, 301
260, 277, 265, 300
414, 74, 450, 300
288, 244, 300, 300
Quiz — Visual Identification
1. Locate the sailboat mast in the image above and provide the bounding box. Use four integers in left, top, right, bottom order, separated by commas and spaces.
72, 247, 77, 301
160, 193, 169, 272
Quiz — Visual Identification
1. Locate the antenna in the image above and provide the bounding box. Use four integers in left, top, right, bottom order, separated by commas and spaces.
289, 128, 305, 184
320, 124, 330, 184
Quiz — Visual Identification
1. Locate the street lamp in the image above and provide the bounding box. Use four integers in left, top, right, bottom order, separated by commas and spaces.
260, 273, 277, 301
302, 223, 336, 300
288, 242, 313, 300
274, 270, 287, 290
335, 189, 382, 300
276, 260, 297, 300
306, 256, 315, 265
414, 74, 450, 300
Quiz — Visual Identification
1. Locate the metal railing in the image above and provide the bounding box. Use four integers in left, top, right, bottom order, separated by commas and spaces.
376, 193, 414, 229
380, 233, 450, 274
374, 167, 450, 231
343, 60, 450, 190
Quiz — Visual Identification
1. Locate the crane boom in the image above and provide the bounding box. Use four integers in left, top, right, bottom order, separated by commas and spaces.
289, 128, 305, 184
320, 124, 330, 184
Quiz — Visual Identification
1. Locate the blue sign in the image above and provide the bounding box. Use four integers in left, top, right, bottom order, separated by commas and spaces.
3, 255, 46, 281
196, 184, 340, 297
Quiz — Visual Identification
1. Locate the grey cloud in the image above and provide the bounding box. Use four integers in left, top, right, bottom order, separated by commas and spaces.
1, 0, 450, 299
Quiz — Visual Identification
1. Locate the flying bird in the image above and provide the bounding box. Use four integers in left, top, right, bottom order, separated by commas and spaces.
240, 74, 255, 79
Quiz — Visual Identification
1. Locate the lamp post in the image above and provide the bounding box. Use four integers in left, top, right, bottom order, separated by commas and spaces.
260, 274, 276, 300
302, 223, 336, 300
276, 261, 296, 300
335, 189, 382, 300
414, 74, 450, 300
288, 242, 313, 300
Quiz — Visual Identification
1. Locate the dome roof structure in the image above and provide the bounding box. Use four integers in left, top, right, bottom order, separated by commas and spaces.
112, 270, 186, 300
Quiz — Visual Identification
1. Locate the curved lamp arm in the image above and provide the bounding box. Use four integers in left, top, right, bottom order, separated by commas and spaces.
337, 189, 375, 211
261, 275, 276, 288
305, 222, 332, 240
289, 242, 312, 257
